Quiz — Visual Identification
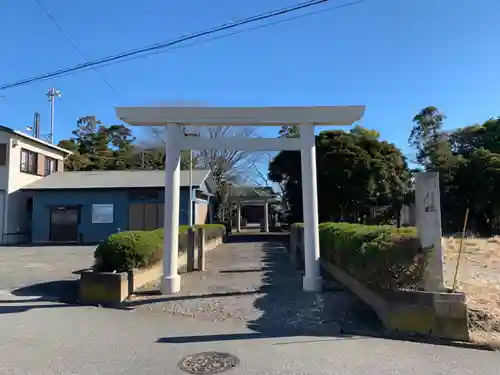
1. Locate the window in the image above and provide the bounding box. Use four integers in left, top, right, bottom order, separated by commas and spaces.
20, 149, 37, 174
45, 157, 57, 176
0, 144, 7, 166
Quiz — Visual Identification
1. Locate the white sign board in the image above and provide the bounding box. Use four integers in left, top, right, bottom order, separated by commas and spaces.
92, 204, 114, 224
415, 172, 444, 292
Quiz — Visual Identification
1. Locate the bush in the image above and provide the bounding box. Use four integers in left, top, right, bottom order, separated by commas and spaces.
293, 222, 425, 290
94, 224, 226, 272
94, 230, 163, 272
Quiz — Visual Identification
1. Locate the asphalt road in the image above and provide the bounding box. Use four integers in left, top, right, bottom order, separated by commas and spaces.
0, 245, 94, 297
0, 294, 499, 375
0, 244, 499, 374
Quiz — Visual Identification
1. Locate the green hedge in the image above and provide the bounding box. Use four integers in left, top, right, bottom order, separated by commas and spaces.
293, 222, 425, 290
177, 224, 225, 251
94, 224, 225, 272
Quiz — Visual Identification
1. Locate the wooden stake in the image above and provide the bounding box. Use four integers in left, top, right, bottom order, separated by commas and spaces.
452, 207, 469, 292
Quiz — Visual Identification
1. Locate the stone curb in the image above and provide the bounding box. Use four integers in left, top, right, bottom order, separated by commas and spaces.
340, 327, 497, 351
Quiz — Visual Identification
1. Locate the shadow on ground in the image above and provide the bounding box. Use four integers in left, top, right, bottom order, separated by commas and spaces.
0, 280, 81, 315
10, 280, 79, 304
157, 235, 382, 343
131, 290, 260, 301
223, 232, 290, 244
156, 237, 491, 350
0, 298, 77, 314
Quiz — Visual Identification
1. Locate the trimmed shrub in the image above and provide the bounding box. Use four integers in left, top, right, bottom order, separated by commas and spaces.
94, 224, 226, 272
293, 222, 425, 290
94, 230, 163, 272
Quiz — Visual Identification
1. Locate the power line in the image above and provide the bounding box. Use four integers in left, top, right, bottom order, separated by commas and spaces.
73, 0, 367, 76
1, 0, 367, 91
16, 0, 368, 85
34, 0, 121, 97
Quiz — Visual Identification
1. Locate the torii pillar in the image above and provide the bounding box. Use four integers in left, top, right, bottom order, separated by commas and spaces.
299, 124, 322, 291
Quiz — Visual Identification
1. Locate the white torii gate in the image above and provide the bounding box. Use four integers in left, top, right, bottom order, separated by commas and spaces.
115, 105, 365, 294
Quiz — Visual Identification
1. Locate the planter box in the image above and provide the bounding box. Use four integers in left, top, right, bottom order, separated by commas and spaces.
79, 270, 129, 305
79, 231, 224, 305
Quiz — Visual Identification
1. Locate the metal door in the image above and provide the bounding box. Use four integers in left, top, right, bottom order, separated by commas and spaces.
49, 207, 79, 242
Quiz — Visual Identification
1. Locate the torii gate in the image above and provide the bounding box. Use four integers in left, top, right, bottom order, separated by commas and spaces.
115, 105, 365, 294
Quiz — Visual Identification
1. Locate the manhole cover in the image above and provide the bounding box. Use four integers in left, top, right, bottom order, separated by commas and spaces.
178, 352, 239, 374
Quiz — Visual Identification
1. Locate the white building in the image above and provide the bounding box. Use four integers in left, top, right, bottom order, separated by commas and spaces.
0, 125, 71, 244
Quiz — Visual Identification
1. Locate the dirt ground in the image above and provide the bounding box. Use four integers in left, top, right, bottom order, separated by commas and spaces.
443, 236, 500, 346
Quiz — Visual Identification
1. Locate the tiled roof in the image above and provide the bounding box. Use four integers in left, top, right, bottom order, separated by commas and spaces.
228, 184, 276, 198
22, 169, 211, 190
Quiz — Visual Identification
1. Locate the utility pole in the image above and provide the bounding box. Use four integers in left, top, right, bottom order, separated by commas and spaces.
183, 130, 199, 227
189, 148, 193, 227
47, 88, 62, 144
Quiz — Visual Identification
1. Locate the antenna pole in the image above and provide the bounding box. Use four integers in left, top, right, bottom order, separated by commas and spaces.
33, 112, 40, 138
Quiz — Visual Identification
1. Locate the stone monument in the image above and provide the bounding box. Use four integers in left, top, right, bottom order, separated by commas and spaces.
415, 172, 445, 292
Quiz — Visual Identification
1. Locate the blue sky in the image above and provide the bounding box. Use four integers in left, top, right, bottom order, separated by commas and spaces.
1, 0, 499, 161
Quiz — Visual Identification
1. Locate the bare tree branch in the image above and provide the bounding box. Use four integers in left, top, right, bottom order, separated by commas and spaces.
142, 124, 262, 182
247, 151, 290, 211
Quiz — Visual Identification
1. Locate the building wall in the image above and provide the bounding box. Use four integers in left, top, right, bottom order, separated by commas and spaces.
0, 131, 67, 244
32, 189, 129, 244
30, 187, 202, 244
8, 135, 65, 194
196, 202, 209, 225
192, 180, 216, 225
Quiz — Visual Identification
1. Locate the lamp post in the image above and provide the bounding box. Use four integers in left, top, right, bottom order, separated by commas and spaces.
183, 130, 199, 227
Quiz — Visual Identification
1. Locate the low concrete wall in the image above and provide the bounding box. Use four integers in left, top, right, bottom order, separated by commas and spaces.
290, 226, 470, 342
204, 236, 223, 252
130, 262, 163, 292
321, 260, 469, 341
79, 232, 224, 305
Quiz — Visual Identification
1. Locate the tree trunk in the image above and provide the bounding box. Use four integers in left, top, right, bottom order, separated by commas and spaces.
395, 208, 402, 228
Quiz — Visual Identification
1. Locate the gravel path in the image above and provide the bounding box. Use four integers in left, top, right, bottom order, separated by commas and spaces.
126, 240, 382, 336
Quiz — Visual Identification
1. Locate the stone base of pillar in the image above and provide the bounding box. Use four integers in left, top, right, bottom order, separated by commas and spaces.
302, 276, 322, 292
160, 275, 181, 294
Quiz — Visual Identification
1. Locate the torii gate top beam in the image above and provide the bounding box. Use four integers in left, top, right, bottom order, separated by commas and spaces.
115, 105, 365, 126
